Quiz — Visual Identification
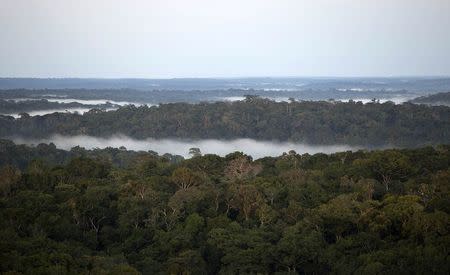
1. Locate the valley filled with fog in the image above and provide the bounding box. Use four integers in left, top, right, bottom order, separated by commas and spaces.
2, 0, 450, 272
1, 77, 449, 118
0, 89, 432, 118
1, 77, 449, 156
11, 135, 361, 159
3, 108, 101, 118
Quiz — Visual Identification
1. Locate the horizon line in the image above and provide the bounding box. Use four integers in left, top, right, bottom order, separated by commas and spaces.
1, 75, 450, 80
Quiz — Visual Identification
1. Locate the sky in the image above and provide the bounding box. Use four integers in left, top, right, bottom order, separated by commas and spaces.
1, 0, 449, 78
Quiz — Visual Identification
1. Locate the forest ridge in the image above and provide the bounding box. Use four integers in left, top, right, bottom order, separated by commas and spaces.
1, 97, 450, 147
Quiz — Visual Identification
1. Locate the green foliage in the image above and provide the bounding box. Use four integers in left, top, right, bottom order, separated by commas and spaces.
1, 99, 450, 146
0, 144, 449, 274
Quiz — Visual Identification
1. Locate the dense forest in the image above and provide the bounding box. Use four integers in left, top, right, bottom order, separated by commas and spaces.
409, 92, 450, 106
1, 97, 449, 147
0, 139, 184, 169
0, 141, 449, 274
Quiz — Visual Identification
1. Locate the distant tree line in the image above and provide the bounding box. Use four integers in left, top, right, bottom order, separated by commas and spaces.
409, 91, 450, 106
1, 97, 449, 147
0, 87, 415, 104
0, 139, 183, 170
0, 142, 449, 274
0, 99, 117, 114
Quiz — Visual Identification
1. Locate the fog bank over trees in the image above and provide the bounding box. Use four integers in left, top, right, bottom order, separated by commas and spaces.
11, 135, 359, 159
1, 98, 449, 147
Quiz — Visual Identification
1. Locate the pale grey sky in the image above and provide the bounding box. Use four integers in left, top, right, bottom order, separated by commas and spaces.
1, 0, 449, 78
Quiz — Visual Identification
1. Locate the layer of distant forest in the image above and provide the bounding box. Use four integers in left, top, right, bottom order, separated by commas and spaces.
409, 91, 450, 106
1, 97, 449, 147
0, 99, 117, 113
0, 141, 449, 274
0, 88, 415, 103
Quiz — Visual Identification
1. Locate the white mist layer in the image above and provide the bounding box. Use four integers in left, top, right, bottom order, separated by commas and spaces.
10, 98, 145, 106
218, 96, 291, 102
218, 96, 247, 102
337, 96, 415, 104
2, 108, 118, 118
12, 135, 360, 159
43, 98, 143, 106
217, 96, 415, 104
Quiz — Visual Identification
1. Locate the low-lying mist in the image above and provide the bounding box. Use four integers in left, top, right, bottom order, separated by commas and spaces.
44, 98, 144, 106
3, 108, 117, 118
219, 95, 416, 104
11, 135, 361, 159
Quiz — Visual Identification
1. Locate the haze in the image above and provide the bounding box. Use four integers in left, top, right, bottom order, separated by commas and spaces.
12, 135, 360, 159
1, 0, 450, 78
